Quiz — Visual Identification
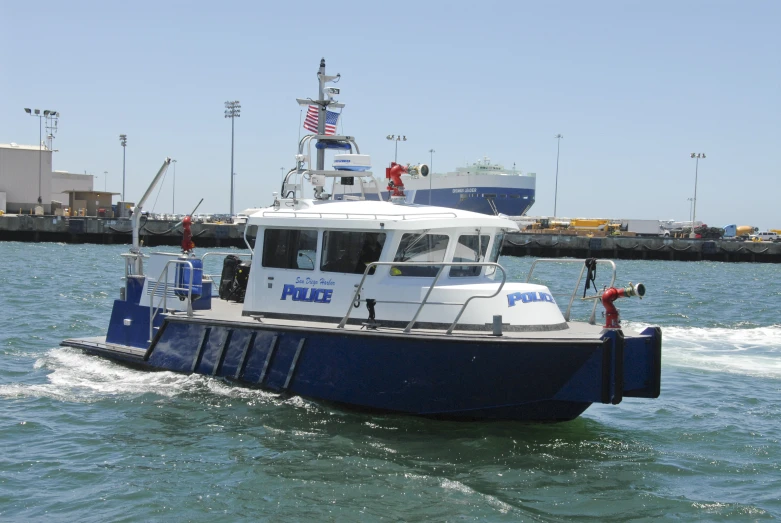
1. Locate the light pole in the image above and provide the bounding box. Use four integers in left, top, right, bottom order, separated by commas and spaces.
690, 153, 706, 237
428, 148, 435, 205
119, 134, 127, 211
24, 108, 56, 207
687, 197, 694, 225
45, 111, 59, 152
171, 160, 177, 214
554, 134, 563, 217
386, 135, 406, 163
102, 171, 108, 191
225, 100, 241, 216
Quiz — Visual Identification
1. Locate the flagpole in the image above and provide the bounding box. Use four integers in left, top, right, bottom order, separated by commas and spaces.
316, 59, 326, 170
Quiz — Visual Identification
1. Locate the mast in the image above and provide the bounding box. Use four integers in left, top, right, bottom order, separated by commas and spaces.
317, 58, 326, 171
297, 58, 344, 173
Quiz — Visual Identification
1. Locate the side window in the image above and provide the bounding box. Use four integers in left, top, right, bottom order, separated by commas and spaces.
321, 231, 386, 274
262, 229, 318, 270
449, 234, 490, 277
486, 233, 504, 276
391, 233, 449, 277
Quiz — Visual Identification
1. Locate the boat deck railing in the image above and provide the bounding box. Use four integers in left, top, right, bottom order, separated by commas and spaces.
338, 261, 507, 334
259, 210, 459, 221
525, 259, 617, 324
200, 251, 252, 281
148, 259, 196, 342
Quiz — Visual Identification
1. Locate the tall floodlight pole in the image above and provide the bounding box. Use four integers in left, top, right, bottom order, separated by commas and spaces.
119, 134, 127, 210
554, 134, 563, 217
386, 135, 407, 163
171, 160, 177, 214
428, 149, 435, 205
24, 108, 55, 206
687, 197, 694, 224
689, 153, 706, 238
103, 171, 108, 191
224, 100, 241, 216
45, 111, 59, 151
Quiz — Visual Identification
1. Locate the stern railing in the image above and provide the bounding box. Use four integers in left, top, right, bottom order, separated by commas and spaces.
525, 259, 616, 324
148, 259, 195, 342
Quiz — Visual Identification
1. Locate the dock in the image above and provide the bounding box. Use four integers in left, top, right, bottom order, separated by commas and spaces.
503, 232, 781, 263
1, 215, 780, 262
0, 215, 250, 248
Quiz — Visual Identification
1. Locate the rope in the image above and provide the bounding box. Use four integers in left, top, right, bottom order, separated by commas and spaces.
505, 239, 533, 247
583, 258, 597, 298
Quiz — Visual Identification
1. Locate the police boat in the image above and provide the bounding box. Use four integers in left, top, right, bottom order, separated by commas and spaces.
61, 59, 661, 421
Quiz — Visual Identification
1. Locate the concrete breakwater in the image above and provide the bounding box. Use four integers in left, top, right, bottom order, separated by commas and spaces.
503, 233, 781, 263
1, 215, 780, 262
0, 215, 251, 248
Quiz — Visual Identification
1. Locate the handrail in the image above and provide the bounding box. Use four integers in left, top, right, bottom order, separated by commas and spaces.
200, 251, 252, 278
242, 222, 255, 253
337, 261, 506, 334
259, 210, 459, 220
525, 258, 616, 324
148, 259, 195, 342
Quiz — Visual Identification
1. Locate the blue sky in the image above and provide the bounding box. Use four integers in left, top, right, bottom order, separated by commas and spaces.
2, 1, 779, 228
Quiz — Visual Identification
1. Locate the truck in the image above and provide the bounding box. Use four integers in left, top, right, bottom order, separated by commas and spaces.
723, 225, 758, 239
620, 219, 664, 237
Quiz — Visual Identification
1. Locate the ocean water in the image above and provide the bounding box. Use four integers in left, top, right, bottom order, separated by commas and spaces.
1, 242, 780, 522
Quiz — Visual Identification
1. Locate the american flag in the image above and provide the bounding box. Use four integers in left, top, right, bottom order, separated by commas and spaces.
303, 105, 340, 135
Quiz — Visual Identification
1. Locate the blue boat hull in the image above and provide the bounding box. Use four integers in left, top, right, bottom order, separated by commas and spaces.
65, 301, 661, 422
334, 186, 535, 216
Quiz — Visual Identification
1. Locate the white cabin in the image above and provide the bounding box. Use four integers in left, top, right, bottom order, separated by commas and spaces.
242, 198, 567, 331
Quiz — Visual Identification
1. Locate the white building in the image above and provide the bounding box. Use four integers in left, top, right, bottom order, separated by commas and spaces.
51, 170, 95, 205
0, 143, 99, 214
0, 143, 54, 213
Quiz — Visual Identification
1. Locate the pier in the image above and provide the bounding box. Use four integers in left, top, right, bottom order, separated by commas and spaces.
0, 215, 250, 248
503, 232, 781, 263
2, 215, 781, 262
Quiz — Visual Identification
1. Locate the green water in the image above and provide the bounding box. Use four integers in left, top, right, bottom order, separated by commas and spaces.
1, 242, 780, 521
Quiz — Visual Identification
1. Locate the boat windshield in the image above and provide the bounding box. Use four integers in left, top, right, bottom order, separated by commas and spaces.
449, 234, 490, 277
391, 233, 449, 277
321, 231, 386, 274
486, 233, 504, 276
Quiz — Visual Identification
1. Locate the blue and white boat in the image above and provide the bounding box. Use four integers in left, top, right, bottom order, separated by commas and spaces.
333, 157, 536, 216
61, 59, 661, 421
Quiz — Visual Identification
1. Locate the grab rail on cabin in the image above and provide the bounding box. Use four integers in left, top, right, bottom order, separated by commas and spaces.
259, 210, 459, 221
148, 259, 195, 342
525, 259, 617, 324
337, 261, 506, 334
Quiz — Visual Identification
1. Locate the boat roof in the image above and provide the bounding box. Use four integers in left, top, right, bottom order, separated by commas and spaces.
247, 198, 519, 231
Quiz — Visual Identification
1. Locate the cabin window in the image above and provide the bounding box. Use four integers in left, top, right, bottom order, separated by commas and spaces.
449, 234, 490, 277
321, 231, 386, 274
262, 229, 318, 270
391, 233, 449, 277
486, 233, 505, 276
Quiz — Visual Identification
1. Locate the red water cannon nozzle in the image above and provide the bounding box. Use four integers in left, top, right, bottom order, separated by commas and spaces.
386, 162, 407, 197
601, 282, 645, 329
385, 162, 430, 198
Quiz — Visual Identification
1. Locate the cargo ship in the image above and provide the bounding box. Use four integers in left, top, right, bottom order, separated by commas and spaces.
333, 157, 536, 216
